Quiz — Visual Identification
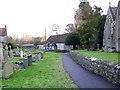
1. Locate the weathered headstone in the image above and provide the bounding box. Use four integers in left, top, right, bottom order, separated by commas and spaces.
13, 63, 21, 72
37, 53, 41, 60
3, 45, 8, 61
35, 54, 39, 61
23, 58, 28, 69
0, 62, 2, 78
28, 55, 32, 66
2, 62, 13, 78
0, 43, 3, 60
8, 45, 13, 59
15, 47, 19, 55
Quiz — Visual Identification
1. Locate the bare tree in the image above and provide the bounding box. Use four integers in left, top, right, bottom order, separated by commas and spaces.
65, 24, 76, 33
51, 24, 60, 35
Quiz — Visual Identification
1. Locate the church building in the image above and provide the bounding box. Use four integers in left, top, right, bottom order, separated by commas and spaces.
103, 1, 120, 52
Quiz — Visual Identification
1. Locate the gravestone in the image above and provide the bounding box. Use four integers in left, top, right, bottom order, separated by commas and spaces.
28, 55, 32, 66
15, 47, 20, 55
35, 54, 39, 61
32, 56, 36, 62
20, 50, 23, 58
3, 45, 8, 61
16, 47, 19, 54
38, 53, 41, 60
23, 58, 28, 69
13, 63, 21, 72
0, 43, 3, 60
2, 62, 13, 78
8, 45, 13, 59
0, 62, 2, 78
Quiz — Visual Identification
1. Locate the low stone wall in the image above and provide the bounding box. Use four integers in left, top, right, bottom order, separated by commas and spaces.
70, 51, 120, 85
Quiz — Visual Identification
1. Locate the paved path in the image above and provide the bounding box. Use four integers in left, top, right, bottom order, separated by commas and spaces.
63, 53, 120, 88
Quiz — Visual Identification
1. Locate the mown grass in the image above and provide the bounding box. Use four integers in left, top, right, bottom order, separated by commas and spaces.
11, 57, 22, 63
2, 52, 77, 88
75, 50, 119, 63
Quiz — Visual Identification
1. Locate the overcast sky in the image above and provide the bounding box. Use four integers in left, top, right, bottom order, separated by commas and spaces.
0, 0, 119, 38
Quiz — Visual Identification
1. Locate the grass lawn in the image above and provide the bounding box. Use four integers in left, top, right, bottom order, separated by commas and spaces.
2, 52, 77, 88
75, 50, 119, 63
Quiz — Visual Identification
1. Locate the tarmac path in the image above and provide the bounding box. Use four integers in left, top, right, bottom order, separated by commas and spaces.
63, 53, 120, 88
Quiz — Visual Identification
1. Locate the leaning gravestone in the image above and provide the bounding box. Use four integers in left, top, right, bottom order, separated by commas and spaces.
13, 63, 21, 72
2, 62, 13, 78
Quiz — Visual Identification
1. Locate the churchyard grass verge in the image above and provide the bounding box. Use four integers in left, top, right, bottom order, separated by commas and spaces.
11, 57, 22, 63
2, 52, 77, 88
75, 50, 119, 63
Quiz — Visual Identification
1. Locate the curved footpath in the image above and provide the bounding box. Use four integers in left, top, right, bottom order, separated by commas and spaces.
63, 53, 120, 88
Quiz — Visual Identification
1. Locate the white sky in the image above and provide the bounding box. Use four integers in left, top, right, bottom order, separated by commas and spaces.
0, 0, 119, 38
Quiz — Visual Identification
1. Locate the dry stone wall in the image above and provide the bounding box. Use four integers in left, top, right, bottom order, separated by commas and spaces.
70, 51, 120, 85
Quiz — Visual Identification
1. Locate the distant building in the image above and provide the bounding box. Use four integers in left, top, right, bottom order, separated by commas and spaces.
45, 33, 73, 51
0, 25, 7, 60
103, 1, 120, 52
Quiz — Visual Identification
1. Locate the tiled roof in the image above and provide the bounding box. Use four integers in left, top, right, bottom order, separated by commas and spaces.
47, 33, 69, 44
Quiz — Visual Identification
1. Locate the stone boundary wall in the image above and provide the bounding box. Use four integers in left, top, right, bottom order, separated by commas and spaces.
70, 51, 120, 85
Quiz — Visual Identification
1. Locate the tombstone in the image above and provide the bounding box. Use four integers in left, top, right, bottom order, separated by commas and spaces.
39, 53, 41, 60
0, 62, 2, 78
36, 54, 41, 61
23, 58, 28, 69
15, 47, 19, 55
20, 50, 23, 58
32, 56, 35, 62
32, 54, 39, 62
13, 63, 21, 72
2, 62, 13, 78
8, 45, 13, 59
0, 43, 3, 60
35, 54, 39, 61
3, 45, 8, 61
28, 55, 32, 66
